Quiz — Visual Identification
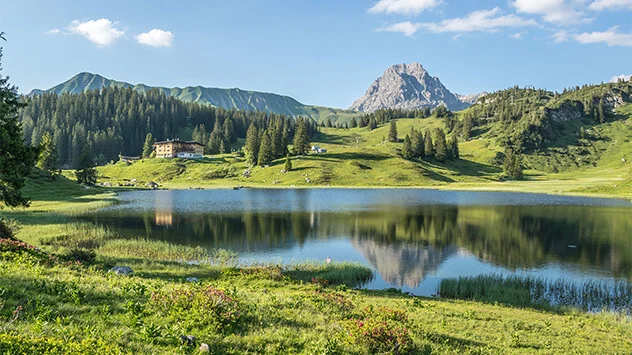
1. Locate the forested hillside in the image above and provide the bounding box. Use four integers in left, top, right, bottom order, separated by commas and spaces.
29, 72, 359, 122
453, 81, 632, 151
19, 88, 317, 168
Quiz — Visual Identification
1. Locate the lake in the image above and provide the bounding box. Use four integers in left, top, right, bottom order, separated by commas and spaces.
82, 188, 632, 296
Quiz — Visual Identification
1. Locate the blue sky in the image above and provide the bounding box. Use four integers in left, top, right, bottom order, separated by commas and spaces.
1, 0, 631, 108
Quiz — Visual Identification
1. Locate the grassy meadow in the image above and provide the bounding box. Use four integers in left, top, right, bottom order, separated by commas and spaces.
96, 107, 632, 199
0, 166, 630, 354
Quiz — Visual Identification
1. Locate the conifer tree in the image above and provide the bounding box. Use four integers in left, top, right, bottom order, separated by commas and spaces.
0, 42, 37, 207
411, 129, 424, 158
401, 134, 413, 158
37, 132, 58, 174
223, 118, 236, 143
503, 147, 523, 180
75, 146, 97, 185
388, 120, 398, 142
284, 154, 292, 171
258, 131, 274, 166
423, 130, 434, 159
450, 136, 460, 160
293, 118, 310, 155
462, 116, 473, 140
597, 98, 605, 123
350, 117, 358, 128
142, 133, 155, 158
368, 118, 378, 131
434, 129, 448, 162
245, 123, 260, 166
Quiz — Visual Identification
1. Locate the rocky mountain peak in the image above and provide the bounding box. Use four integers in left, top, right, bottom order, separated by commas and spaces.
350, 62, 472, 112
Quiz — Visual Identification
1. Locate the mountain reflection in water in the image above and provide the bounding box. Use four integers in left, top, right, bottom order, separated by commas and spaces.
82, 189, 632, 294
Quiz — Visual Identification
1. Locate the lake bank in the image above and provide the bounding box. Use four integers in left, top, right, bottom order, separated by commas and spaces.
2, 176, 631, 353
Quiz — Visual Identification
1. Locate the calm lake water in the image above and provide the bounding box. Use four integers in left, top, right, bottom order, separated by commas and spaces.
83, 189, 632, 296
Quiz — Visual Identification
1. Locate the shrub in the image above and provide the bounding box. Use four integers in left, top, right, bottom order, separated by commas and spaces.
344, 306, 414, 354
149, 285, 247, 333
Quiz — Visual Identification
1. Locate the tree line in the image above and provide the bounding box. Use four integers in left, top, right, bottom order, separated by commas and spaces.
19, 87, 316, 169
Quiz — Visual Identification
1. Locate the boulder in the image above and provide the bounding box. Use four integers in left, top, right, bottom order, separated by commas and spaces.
186, 277, 200, 283
199, 343, 210, 353
109, 266, 133, 275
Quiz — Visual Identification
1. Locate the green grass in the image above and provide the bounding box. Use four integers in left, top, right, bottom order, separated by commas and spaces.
0, 173, 631, 354
440, 275, 632, 314
91, 111, 632, 199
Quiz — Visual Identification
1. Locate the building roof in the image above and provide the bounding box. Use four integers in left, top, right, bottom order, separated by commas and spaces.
154, 139, 204, 146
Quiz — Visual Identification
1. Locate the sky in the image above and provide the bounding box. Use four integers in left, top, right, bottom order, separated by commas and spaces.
1, 0, 631, 108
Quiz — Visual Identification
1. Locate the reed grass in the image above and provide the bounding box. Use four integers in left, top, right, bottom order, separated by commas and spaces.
439, 274, 632, 314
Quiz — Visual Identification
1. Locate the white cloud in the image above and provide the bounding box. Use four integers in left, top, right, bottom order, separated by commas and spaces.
45, 29, 61, 35
420, 8, 538, 34
369, 0, 441, 15
610, 74, 632, 82
67, 18, 124, 46
136, 29, 174, 47
574, 27, 632, 46
377, 21, 423, 36
377, 8, 538, 37
510, 32, 526, 39
589, 0, 632, 11
512, 0, 588, 24
552, 30, 570, 42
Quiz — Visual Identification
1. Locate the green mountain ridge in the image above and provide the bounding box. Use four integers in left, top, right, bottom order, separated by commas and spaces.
28, 72, 358, 121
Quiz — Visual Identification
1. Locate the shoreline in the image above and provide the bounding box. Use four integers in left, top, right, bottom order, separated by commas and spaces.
105, 182, 632, 202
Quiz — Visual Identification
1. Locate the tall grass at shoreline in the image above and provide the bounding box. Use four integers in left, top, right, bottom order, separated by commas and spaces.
439, 274, 632, 314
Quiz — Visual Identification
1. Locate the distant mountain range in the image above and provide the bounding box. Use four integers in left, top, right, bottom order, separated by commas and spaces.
30, 64, 485, 120
350, 62, 483, 112
28, 72, 358, 121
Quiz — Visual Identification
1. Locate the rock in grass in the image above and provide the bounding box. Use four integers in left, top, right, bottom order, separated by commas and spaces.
109, 266, 133, 275
199, 343, 210, 353
180, 335, 196, 346
186, 277, 200, 283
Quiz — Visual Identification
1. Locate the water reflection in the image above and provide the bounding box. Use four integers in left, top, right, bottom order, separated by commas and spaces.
85, 189, 632, 292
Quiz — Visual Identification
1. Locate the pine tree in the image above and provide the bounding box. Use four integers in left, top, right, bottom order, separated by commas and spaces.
219, 139, 228, 154
284, 154, 292, 171
462, 116, 473, 140
350, 117, 358, 128
388, 120, 398, 142
411, 129, 424, 158
503, 147, 523, 180
434, 129, 448, 162
75, 146, 97, 185
0, 43, 37, 207
142, 133, 155, 158
37, 132, 58, 174
223, 118, 236, 143
401, 134, 413, 158
258, 131, 274, 166
597, 98, 605, 123
423, 130, 434, 159
368, 118, 377, 131
450, 136, 460, 160
293, 118, 310, 155
244, 123, 260, 166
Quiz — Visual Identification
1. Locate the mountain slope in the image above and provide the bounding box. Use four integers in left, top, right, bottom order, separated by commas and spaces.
350, 62, 472, 112
29, 72, 357, 120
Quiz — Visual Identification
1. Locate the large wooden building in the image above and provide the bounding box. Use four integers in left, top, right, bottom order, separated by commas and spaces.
153, 139, 204, 159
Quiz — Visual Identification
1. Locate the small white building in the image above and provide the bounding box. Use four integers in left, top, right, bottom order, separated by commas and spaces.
311, 145, 320, 152
317, 148, 327, 153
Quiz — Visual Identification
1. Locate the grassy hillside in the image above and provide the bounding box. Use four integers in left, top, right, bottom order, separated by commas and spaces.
0, 175, 630, 354
96, 104, 632, 198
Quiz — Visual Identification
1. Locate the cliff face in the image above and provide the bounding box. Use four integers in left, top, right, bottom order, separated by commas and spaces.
350, 62, 472, 112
